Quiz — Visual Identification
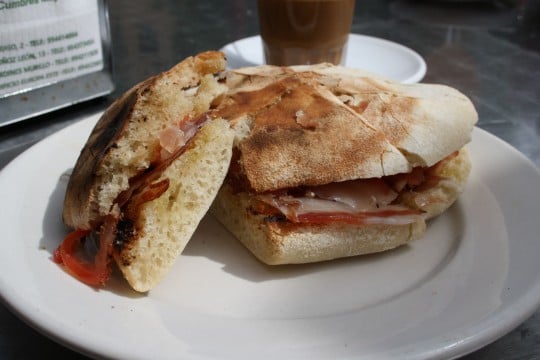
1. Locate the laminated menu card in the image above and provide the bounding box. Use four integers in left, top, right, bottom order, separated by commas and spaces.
0, 0, 113, 126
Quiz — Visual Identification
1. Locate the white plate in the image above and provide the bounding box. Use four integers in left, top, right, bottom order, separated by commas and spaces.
221, 34, 427, 84
1, 113, 540, 360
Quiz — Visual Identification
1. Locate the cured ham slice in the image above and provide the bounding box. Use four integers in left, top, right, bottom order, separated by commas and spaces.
250, 155, 461, 226
256, 177, 424, 226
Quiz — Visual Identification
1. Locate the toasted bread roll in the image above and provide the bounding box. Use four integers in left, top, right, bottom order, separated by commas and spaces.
61, 51, 234, 291
211, 63, 477, 265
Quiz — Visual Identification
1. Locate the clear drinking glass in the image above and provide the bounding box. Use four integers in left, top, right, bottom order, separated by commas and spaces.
258, 0, 356, 66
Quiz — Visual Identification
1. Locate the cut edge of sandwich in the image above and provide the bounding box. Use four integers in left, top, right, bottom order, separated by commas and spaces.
211, 147, 471, 265
115, 118, 234, 291
63, 51, 227, 231
61, 51, 234, 291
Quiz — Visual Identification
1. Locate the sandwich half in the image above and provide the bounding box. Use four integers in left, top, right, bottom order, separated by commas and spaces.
59, 51, 234, 291
211, 64, 477, 265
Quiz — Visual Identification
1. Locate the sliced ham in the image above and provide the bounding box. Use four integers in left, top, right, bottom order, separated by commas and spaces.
159, 114, 209, 160
257, 193, 423, 225
159, 126, 187, 158
306, 178, 398, 210
251, 159, 458, 226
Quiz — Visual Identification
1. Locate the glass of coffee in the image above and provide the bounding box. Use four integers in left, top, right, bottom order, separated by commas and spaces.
258, 0, 356, 66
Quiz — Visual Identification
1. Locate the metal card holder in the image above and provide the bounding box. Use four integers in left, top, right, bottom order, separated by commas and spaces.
0, 0, 114, 127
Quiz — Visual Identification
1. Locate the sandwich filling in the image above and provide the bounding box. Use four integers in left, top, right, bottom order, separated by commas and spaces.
54, 114, 210, 286
228, 151, 460, 227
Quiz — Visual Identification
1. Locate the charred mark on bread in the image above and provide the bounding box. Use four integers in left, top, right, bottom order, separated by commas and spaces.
89, 90, 138, 163
263, 214, 287, 223
115, 218, 135, 251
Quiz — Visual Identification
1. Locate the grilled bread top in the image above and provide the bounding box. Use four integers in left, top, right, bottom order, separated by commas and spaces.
214, 64, 477, 192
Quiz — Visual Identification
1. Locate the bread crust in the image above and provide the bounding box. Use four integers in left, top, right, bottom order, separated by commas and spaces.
62, 86, 139, 230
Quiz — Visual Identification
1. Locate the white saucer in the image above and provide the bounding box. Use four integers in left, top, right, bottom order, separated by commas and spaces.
221, 34, 427, 84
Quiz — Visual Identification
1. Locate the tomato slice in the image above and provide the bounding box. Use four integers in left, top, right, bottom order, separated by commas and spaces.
54, 229, 112, 286
295, 209, 423, 225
